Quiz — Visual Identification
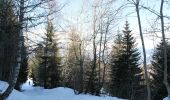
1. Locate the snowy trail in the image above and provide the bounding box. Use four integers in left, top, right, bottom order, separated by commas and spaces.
5, 79, 168, 100
8, 87, 120, 100
7, 80, 121, 100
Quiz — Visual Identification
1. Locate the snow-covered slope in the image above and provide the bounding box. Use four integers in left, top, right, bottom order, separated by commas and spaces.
7, 80, 122, 100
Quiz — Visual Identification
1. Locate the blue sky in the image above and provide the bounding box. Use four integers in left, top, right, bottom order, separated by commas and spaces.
60, 0, 169, 41
59, 0, 164, 45
56, 0, 170, 63
28, 0, 170, 63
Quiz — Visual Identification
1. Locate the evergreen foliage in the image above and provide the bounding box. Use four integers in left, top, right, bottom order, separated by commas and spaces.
110, 21, 142, 100
85, 60, 99, 95
39, 20, 61, 89
29, 45, 43, 86
29, 20, 61, 89
0, 0, 20, 82
151, 41, 170, 100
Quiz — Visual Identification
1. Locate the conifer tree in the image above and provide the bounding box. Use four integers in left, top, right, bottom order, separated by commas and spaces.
29, 19, 61, 89
29, 45, 43, 86
110, 21, 142, 100
0, 0, 19, 82
39, 19, 61, 89
151, 41, 170, 100
0, 0, 22, 99
85, 61, 99, 95
110, 32, 123, 96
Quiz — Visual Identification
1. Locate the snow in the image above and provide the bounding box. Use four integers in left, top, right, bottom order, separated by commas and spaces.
22, 79, 34, 90
7, 87, 122, 100
164, 97, 170, 100
0, 81, 9, 94
7, 80, 122, 100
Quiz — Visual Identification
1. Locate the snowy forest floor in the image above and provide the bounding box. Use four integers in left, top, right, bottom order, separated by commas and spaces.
7, 80, 122, 100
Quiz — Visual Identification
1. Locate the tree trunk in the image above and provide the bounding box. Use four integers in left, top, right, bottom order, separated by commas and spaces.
0, 0, 24, 99
135, 1, 151, 100
79, 58, 84, 93
160, 0, 170, 99
86, 5, 98, 95
79, 42, 84, 94
98, 20, 103, 90
101, 18, 109, 88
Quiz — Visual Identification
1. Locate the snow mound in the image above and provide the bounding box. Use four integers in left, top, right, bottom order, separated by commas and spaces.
0, 81, 9, 94
7, 86, 122, 100
164, 97, 170, 100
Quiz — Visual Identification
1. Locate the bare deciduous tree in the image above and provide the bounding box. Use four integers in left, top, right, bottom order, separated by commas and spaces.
127, 0, 151, 100
160, 0, 170, 99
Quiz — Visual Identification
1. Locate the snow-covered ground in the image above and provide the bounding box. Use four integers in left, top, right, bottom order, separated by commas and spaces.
7, 80, 122, 100
164, 97, 170, 100
0, 80, 9, 94
0, 80, 166, 100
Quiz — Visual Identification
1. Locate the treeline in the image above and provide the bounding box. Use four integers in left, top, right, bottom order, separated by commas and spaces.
0, 0, 170, 100
28, 21, 170, 100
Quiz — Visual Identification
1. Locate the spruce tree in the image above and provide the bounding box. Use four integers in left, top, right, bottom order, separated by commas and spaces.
85, 60, 99, 95
122, 21, 142, 100
110, 21, 142, 100
29, 45, 43, 86
151, 41, 170, 100
29, 19, 61, 89
0, 0, 20, 82
39, 19, 61, 89
110, 33, 123, 96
